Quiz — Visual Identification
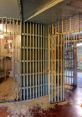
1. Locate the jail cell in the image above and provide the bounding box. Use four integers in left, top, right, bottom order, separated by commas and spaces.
0, 18, 21, 81
64, 35, 74, 85
21, 22, 48, 100
63, 14, 82, 85
48, 24, 64, 103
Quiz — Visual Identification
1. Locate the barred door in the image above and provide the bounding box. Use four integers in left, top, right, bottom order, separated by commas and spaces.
48, 24, 64, 103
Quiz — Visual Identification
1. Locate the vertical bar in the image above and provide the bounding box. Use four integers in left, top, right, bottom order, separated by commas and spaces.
38, 24, 40, 97
73, 35, 77, 86
52, 24, 54, 102
24, 22, 25, 100
62, 19, 64, 101
30, 22, 31, 99
54, 25, 56, 102
23, 76, 25, 100
40, 24, 43, 96
27, 22, 28, 100
33, 22, 34, 98
57, 22, 59, 102
42, 26, 45, 95
36, 23, 38, 98
48, 26, 50, 102
60, 34, 62, 101
12, 19, 15, 80
65, 22, 69, 84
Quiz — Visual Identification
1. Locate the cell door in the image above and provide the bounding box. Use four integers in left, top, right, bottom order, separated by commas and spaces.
64, 34, 78, 86
48, 24, 64, 103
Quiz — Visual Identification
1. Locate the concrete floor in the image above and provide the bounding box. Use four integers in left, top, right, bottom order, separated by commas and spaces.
30, 87, 82, 117
0, 72, 82, 116
0, 87, 82, 117
31, 72, 82, 117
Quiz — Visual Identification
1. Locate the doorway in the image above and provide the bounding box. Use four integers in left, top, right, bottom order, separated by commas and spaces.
77, 43, 82, 88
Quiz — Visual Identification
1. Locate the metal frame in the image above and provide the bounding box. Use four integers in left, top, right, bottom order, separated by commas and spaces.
0, 18, 21, 100
48, 22, 64, 103
21, 22, 48, 100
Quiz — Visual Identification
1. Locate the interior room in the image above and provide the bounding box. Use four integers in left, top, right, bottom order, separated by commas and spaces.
0, 0, 82, 116
0, 19, 21, 79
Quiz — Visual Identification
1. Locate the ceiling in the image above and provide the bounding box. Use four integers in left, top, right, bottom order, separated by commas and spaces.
22, 0, 54, 20
22, 0, 82, 24
0, 0, 82, 24
0, 0, 20, 19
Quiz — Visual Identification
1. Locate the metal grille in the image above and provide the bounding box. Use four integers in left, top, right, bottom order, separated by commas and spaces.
48, 24, 64, 103
21, 22, 48, 100
0, 18, 21, 84
63, 14, 82, 85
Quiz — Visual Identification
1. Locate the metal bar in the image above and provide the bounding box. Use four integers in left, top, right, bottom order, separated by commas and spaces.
30, 22, 31, 99
41, 24, 43, 97
33, 22, 34, 98
48, 28, 50, 100
54, 25, 56, 102
36, 23, 38, 98
62, 19, 64, 101
42, 26, 45, 95
57, 22, 59, 102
